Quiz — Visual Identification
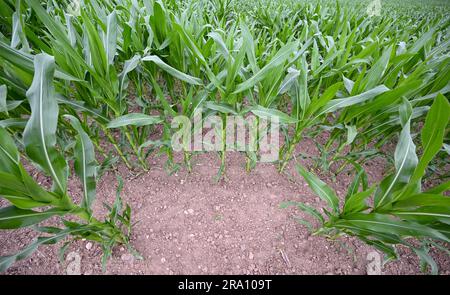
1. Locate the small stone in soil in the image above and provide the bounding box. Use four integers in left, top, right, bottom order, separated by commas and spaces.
121, 254, 133, 262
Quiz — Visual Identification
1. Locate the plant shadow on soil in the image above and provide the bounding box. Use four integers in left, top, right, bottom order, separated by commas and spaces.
0, 136, 449, 275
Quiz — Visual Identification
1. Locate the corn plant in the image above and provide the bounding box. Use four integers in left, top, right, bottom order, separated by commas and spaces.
282, 94, 450, 274
0, 54, 137, 272
0, 0, 449, 274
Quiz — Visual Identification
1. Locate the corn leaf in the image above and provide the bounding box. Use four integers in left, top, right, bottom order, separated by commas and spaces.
23, 53, 68, 197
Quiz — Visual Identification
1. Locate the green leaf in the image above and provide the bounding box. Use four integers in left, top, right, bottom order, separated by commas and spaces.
107, 114, 163, 128
241, 22, 258, 73
362, 45, 392, 91
296, 55, 310, 118
142, 55, 203, 85
0, 171, 30, 198
413, 94, 450, 182
23, 53, 68, 196
307, 82, 342, 116
343, 186, 375, 215
119, 55, 141, 96
337, 213, 449, 242
391, 207, 450, 224
0, 206, 67, 229
278, 67, 300, 95
233, 41, 298, 94
81, 9, 108, 76
317, 85, 389, 117
393, 193, 450, 209
0, 118, 27, 129
345, 125, 357, 145
414, 246, 438, 275
279, 201, 325, 224
57, 95, 109, 123
0, 127, 20, 176
296, 165, 339, 213
104, 11, 117, 66
375, 101, 418, 208
426, 181, 450, 194
205, 101, 238, 115
0, 41, 79, 81
248, 105, 297, 124
0, 85, 7, 114
65, 115, 97, 212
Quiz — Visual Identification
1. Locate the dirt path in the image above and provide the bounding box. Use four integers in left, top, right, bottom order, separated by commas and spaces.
1, 139, 449, 275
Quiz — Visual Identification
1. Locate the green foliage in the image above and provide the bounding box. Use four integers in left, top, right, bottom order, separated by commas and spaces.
0, 0, 449, 273
283, 96, 450, 274
0, 53, 137, 273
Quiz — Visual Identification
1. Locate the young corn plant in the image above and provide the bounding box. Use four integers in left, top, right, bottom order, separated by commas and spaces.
0, 0, 164, 170
0, 54, 138, 272
282, 94, 450, 274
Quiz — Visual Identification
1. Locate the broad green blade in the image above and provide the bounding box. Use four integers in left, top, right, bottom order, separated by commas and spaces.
413, 94, 450, 182
249, 105, 297, 124
343, 187, 375, 215
23, 53, 68, 197
205, 102, 238, 115
142, 55, 203, 85
0, 206, 67, 229
0, 127, 20, 176
107, 113, 163, 128
337, 213, 449, 242
317, 85, 389, 117
65, 115, 97, 212
296, 164, 339, 213
233, 41, 298, 94
104, 11, 117, 66
0, 85, 7, 114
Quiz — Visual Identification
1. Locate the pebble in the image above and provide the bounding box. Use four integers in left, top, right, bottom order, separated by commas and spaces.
85, 242, 93, 250
121, 254, 133, 262
161, 257, 166, 263
187, 209, 194, 214
249, 252, 254, 260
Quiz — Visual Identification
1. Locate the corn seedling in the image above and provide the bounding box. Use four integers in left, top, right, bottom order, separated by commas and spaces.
282, 94, 450, 274
0, 54, 137, 272
0, 0, 449, 273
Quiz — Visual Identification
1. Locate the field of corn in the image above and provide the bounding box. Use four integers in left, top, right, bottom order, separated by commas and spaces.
0, 0, 449, 275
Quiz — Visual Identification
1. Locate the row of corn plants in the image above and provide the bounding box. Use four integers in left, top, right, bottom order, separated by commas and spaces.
0, 0, 449, 272
0, 54, 138, 272
283, 94, 450, 274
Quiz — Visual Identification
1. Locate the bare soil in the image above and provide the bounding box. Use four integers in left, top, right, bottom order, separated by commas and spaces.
1, 137, 449, 275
